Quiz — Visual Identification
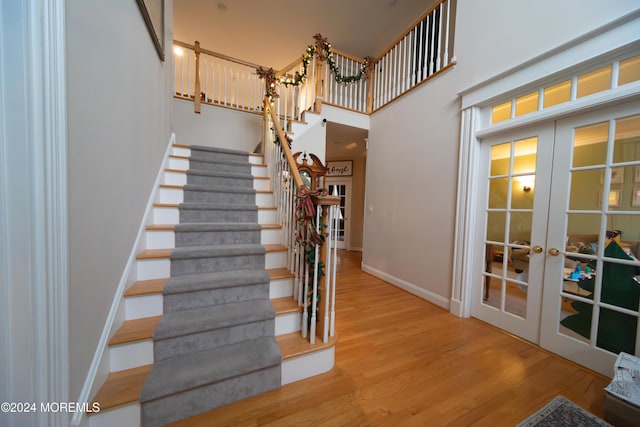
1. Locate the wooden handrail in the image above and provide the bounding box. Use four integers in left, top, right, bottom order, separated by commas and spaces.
263, 99, 304, 190
173, 39, 267, 70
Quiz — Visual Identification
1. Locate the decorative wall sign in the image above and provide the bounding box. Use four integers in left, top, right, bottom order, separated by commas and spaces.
327, 161, 353, 176
137, 0, 164, 61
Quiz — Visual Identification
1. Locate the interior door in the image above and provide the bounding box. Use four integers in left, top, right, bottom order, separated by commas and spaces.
540, 101, 640, 375
472, 125, 555, 344
327, 179, 351, 250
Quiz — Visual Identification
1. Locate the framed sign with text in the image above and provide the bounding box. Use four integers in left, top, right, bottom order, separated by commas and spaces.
327, 161, 353, 177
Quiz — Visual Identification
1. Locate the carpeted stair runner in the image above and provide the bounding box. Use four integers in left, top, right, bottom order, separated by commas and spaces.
140, 146, 281, 427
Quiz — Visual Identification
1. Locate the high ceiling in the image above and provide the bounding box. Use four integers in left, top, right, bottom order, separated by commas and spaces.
173, 0, 435, 70
173, 0, 433, 159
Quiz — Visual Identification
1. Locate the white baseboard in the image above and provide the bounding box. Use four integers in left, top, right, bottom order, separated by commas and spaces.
71, 133, 176, 427
361, 262, 450, 310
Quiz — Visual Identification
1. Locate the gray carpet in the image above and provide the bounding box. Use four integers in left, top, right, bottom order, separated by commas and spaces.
140, 145, 281, 427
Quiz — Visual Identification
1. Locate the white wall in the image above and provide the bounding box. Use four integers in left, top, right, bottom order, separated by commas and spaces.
173, 99, 262, 152
292, 120, 327, 162
66, 0, 174, 400
362, 0, 640, 306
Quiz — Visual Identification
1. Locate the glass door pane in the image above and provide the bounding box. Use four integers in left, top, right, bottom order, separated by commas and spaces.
542, 102, 640, 375
473, 126, 554, 344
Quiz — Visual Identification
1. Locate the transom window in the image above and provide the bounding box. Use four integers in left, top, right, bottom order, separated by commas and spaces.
490, 54, 640, 125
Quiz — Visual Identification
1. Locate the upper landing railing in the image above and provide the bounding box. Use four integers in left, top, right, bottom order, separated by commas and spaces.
172, 0, 456, 116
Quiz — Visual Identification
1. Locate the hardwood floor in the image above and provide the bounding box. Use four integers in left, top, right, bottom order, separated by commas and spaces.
171, 250, 609, 427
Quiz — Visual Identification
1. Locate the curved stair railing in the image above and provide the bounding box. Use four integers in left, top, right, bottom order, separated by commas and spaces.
263, 99, 340, 344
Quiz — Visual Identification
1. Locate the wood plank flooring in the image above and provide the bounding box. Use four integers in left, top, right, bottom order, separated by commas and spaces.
171, 250, 609, 427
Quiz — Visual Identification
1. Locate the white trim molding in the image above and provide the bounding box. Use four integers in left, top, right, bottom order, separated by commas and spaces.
0, 1, 69, 426
362, 263, 450, 310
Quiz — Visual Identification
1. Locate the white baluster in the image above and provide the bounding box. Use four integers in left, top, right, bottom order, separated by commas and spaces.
310, 206, 321, 344
323, 204, 333, 343
436, 3, 443, 72
330, 203, 338, 337
443, 0, 450, 67
301, 233, 309, 339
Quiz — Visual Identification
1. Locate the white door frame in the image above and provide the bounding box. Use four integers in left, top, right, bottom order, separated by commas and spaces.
451, 11, 640, 318
326, 177, 352, 250
0, 1, 69, 426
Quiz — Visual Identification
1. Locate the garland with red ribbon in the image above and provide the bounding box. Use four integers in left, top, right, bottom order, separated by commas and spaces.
295, 187, 327, 248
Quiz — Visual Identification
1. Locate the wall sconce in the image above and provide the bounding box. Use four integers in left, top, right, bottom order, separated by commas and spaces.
518, 175, 535, 193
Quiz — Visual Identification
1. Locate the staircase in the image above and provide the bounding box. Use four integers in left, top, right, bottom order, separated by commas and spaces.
86, 143, 336, 427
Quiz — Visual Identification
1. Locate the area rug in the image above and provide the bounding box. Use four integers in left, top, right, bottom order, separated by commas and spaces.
516, 396, 612, 427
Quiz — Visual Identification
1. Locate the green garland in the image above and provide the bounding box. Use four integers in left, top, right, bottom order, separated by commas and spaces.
258, 33, 375, 101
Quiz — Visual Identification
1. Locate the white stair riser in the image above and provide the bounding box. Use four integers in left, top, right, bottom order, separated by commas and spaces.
163, 170, 187, 186
249, 154, 262, 164
153, 206, 179, 224
172, 146, 191, 157
157, 187, 183, 204
136, 258, 170, 281
261, 228, 281, 245
146, 230, 175, 249
109, 340, 153, 372
253, 179, 270, 191
255, 193, 272, 206
125, 294, 163, 320
265, 251, 287, 269
275, 312, 301, 335
88, 402, 140, 427
251, 165, 267, 177
269, 278, 294, 299
168, 157, 189, 170
258, 209, 276, 224
281, 346, 335, 385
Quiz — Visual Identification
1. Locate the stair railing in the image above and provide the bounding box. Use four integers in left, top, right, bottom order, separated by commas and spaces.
276, 54, 318, 123
173, 40, 266, 114
263, 99, 340, 344
371, 0, 457, 111
323, 49, 370, 113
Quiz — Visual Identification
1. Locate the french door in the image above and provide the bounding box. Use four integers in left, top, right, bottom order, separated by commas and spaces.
473, 100, 640, 375
326, 178, 351, 250
472, 125, 555, 344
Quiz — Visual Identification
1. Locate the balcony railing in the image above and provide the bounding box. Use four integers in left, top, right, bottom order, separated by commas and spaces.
171, 0, 456, 116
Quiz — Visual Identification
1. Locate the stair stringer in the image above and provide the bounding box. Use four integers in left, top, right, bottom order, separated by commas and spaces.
71, 134, 178, 427
84, 143, 336, 427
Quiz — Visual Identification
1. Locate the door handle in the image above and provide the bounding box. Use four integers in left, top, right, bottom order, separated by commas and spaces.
532, 245, 543, 254
548, 248, 561, 256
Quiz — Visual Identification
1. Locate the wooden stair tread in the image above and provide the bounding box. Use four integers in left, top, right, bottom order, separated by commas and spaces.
253, 176, 269, 180
145, 224, 175, 231
256, 190, 273, 194
276, 332, 338, 360
165, 168, 186, 173
271, 297, 301, 315
173, 143, 190, 149
258, 206, 277, 210
169, 154, 189, 160
251, 163, 267, 168
124, 278, 168, 297
154, 203, 178, 208
90, 364, 152, 413
136, 249, 172, 259
109, 316, 161, 346
268, 268, 294, 280
159, 184, 182, 189
264, 244, 287, 253
261, 224, 282, 230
